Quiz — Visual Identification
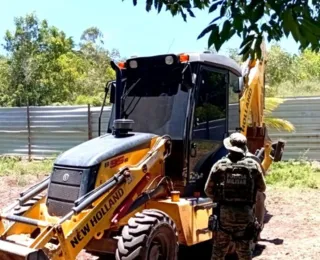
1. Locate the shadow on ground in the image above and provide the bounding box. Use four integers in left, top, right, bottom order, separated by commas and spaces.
178, 237, 284, 260
178, 241, 212, 259
264, 210, 273, 224
95, 210, 282, 260
95, 240, 274, 260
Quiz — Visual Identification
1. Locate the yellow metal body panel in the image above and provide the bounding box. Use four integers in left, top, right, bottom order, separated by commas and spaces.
3, 196, 46, 237
239, 39, 277, 172
146, 198, 213, 246
240, 41, 266, 136
0, 135, 170, 259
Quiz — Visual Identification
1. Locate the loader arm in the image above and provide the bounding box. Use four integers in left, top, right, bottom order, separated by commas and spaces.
0, 135, 172, 260
239, 38, 284, 172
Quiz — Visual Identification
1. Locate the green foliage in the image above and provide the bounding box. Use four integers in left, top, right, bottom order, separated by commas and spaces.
0, 156, 54, 186
226, 47, 242, 64
0, 13, 118, 107
2, 14, 75, 106
269, 80, 320, 98
0, 56, 10, 105
262, 44, 320, 97
74, 93, 106, 106
195, 103, 224, 122
225, 43, 320, 98
265, 44, 296, 86
80, 27, 104, 44
266, 160, 320, 189
131, 0, 320, 60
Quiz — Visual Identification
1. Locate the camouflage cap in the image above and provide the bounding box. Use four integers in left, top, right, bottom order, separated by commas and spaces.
223, 132, 248, 154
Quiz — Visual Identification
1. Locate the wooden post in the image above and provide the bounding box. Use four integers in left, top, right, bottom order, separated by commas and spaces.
88, 104, 92, 140
26, 103, 31, 161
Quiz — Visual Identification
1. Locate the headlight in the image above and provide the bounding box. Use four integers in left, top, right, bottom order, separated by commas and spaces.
165, 55, 174, 65
129, 60, 138, 68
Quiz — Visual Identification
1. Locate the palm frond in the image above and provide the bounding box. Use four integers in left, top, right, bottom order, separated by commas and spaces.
264, 117, 295, 132
264, 97, 284, 116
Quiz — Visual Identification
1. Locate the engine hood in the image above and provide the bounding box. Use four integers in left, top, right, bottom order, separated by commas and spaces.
54, 132, 157, 168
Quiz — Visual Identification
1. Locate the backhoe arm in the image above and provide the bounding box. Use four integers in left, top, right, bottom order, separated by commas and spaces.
239, 38, 284, 172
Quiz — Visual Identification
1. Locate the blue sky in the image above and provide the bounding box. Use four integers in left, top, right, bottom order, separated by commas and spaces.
1, 0, 300, 58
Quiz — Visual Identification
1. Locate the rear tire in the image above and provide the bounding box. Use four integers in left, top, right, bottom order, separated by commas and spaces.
116, 209, 178, 260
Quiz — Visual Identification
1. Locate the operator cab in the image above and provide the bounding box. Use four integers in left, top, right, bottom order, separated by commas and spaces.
103, 52, 243, 196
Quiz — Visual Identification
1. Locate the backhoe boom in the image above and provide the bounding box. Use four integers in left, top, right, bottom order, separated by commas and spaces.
239, 38, 284, 172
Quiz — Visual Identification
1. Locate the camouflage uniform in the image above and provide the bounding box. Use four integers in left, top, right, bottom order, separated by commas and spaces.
211, 205, 254, 259
204, 133, 266, 260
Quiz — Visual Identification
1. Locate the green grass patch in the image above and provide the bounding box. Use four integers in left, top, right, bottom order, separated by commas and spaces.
1, 156, 319, 189
266, 80, 320, 98
266, 160, 320, 189
0, 156, 54, 178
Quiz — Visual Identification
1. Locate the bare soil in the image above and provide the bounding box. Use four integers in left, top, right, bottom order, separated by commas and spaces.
0, 175, 319, 260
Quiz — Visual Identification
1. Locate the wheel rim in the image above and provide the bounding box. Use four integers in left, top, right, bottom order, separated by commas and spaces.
147, 231, 171, 260
149, 242, 161, 260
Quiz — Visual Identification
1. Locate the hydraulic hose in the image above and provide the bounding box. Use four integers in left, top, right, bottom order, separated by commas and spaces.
18, 178, 50, 206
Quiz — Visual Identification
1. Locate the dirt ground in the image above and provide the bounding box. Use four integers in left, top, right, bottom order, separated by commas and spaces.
0, 175, 319, 260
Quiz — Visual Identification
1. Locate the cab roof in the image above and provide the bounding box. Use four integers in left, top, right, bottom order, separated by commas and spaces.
185, 52, 242, 77
127, 51, 242, 77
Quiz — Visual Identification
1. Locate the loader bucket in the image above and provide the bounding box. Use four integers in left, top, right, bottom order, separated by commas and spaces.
0, 240, 48, 260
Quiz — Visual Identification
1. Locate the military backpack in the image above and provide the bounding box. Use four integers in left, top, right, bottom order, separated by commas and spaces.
212, 157, 258, 206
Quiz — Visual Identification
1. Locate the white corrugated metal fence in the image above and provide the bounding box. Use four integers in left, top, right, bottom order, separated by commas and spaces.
268, 97, 320, 160
0, 96, 319, 160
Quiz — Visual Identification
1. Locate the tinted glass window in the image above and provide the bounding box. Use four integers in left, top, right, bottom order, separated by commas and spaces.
107, 62, 191, 139
108, 85, 189, 139
228, 72, 240, 133
193, 68, 227, 141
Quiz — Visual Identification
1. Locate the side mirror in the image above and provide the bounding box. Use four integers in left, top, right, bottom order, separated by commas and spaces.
235, 77, 243, 93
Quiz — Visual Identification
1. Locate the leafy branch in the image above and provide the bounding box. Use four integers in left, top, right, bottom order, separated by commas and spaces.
127, 0, 320, 59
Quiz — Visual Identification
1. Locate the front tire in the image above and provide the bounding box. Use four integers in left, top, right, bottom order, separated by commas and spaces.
116, 209, 178, 260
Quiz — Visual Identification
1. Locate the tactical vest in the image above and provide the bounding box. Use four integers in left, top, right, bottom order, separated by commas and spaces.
213, 157, 258, 206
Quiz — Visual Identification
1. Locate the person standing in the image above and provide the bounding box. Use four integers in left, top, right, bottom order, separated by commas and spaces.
204, 132, 266, 260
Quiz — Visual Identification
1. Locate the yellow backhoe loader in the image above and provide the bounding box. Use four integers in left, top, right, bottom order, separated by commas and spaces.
0, 40, 284, 259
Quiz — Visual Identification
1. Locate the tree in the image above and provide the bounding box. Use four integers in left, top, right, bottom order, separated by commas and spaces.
73, 27, 117, 105
127, 0, 320, 59
296, 48, 320, 81
0, 56, 10, 105
1, 13, 119, 107
2, 13, 75, 106
80, 26, 104, 44
265, 44, 295, 86
259, 43, 320, 97
226, 47, 242, 64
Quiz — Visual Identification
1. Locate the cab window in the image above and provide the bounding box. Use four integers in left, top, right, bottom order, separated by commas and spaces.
193, 67, 227, 141
228, 72, 240, 133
